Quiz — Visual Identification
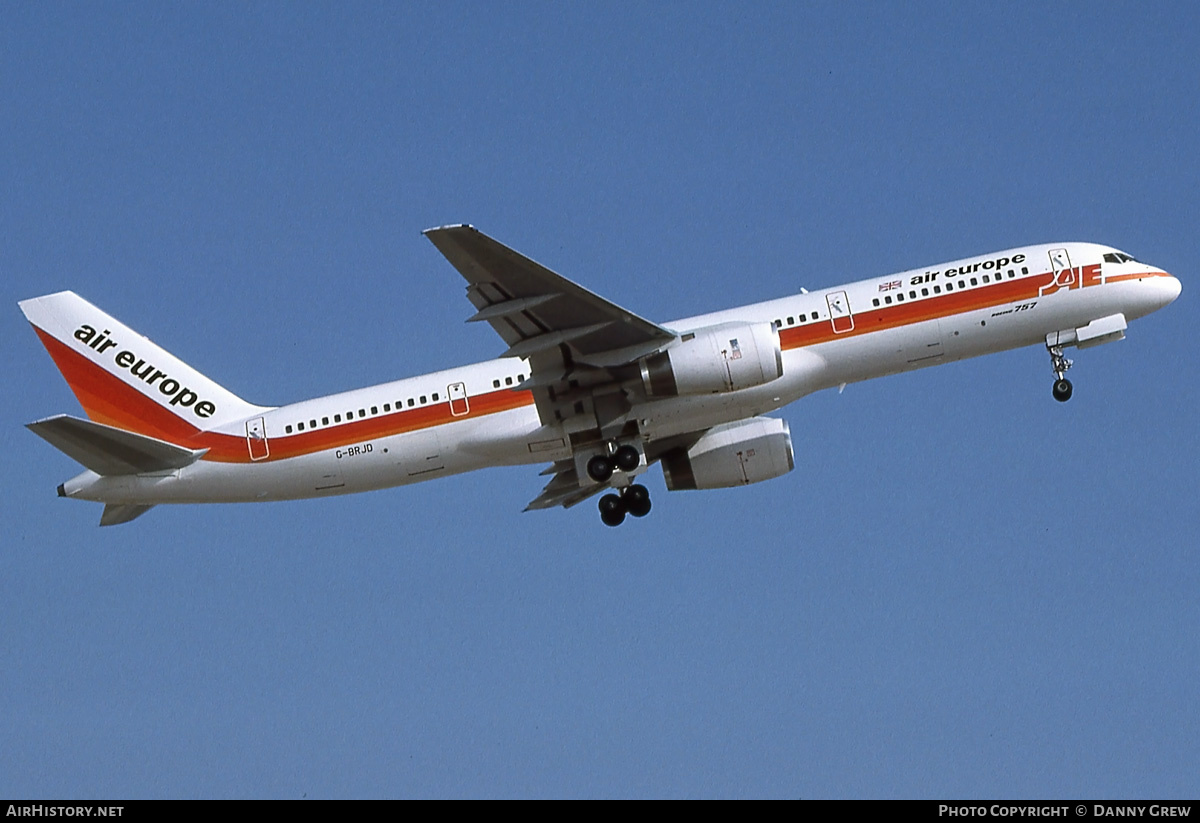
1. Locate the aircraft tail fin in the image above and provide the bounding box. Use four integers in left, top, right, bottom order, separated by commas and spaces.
100, 504, 155, 527
28, 414, 208, 476
18, 291, 267, 440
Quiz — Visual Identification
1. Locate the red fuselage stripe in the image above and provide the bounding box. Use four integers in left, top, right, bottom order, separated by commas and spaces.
33, 268, 1165, 464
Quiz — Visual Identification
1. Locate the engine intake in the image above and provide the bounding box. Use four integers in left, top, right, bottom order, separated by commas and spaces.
641, 321, 782, 397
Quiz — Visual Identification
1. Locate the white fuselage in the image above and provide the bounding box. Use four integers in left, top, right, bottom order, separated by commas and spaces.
61, 241, 1181, 506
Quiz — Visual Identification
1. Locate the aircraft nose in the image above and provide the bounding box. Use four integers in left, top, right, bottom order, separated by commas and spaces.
1149, 272, 1183, 312
1163, 274, 1182, 305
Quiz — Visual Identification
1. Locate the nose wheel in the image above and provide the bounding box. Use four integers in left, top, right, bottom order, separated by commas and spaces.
1047, 343, 1074, 403
598, 484, 652, 527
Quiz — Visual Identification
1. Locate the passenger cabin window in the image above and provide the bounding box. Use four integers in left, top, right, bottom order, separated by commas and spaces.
298, 422, 305, 431
322, 417, 329, 425
334, 414, 341, 423
286, 425, 293, 434
371, 406, 378, 415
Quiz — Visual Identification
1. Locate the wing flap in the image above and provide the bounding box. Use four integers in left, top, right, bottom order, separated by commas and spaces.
28, 414, 208, 476
467, 294, 558, 323
523, 460, 608, 511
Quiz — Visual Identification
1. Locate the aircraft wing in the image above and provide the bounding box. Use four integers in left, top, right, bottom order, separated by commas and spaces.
425, 225, 687, 510
423, 225, 675, 367
523, 459, 605, 511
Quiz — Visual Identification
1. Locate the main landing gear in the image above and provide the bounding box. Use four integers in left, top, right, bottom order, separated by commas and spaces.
588, 443, 650, 526
598, 484, 652, 527
1048, 343, 1074, 403
586, 444, 640, 482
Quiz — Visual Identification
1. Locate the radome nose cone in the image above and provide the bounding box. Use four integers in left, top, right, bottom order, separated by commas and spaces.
1165, 275, 1182, 304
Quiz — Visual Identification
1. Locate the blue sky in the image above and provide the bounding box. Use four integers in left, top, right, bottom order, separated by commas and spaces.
2, 2, 1197, 798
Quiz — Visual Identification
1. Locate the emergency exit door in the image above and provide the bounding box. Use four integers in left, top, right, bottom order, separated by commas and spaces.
448, 382, 469, 416
826, 290, 854, 334
246, 417, 269, 461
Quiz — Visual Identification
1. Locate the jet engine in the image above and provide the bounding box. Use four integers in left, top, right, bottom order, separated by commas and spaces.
640, 321, 782, 397
661, 416, 794, 490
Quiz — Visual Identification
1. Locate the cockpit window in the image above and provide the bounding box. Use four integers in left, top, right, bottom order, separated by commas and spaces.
1104, 251, 1140, 264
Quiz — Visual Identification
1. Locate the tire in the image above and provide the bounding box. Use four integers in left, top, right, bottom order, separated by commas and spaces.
614, 444, 641, 472
1052, 378, 1073, 403
624, 484, 651, 518
599, 493, 626, 527
587, 454, 614, 482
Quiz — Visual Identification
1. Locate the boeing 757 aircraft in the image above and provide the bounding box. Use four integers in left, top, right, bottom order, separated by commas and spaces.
20, 226, 1181, 526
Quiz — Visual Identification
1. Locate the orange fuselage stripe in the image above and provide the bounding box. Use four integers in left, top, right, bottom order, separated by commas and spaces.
33, 267, 1167, 464
32, 327, 535, 464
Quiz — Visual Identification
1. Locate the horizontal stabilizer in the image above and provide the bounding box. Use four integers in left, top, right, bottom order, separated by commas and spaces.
100, 503, 155, 527
27, 414, 207, 476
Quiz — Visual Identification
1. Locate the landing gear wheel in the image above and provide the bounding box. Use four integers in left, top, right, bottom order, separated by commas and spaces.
623, 484, 651, 518
599, 493, 626, 527
1052, 378, 1073, 403
1046, 342, 1074, 403
587, 454, 614, 482
614, 444, 641, 472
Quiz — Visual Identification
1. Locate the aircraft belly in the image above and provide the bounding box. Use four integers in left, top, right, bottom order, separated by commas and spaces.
813, 319, 945, 386
938, 287, 1127, 362
450, 405, 563, 465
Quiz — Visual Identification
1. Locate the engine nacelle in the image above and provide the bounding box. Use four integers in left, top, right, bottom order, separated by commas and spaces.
640, 321, 782, 397
661, 417, 794, 491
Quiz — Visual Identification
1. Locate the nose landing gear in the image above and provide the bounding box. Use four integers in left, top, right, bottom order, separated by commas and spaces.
1052, 377, 1073, 402
1048, 343, 1074, 403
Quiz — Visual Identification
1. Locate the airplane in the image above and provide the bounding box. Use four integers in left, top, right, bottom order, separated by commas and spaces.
19, 225, 1181, 527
